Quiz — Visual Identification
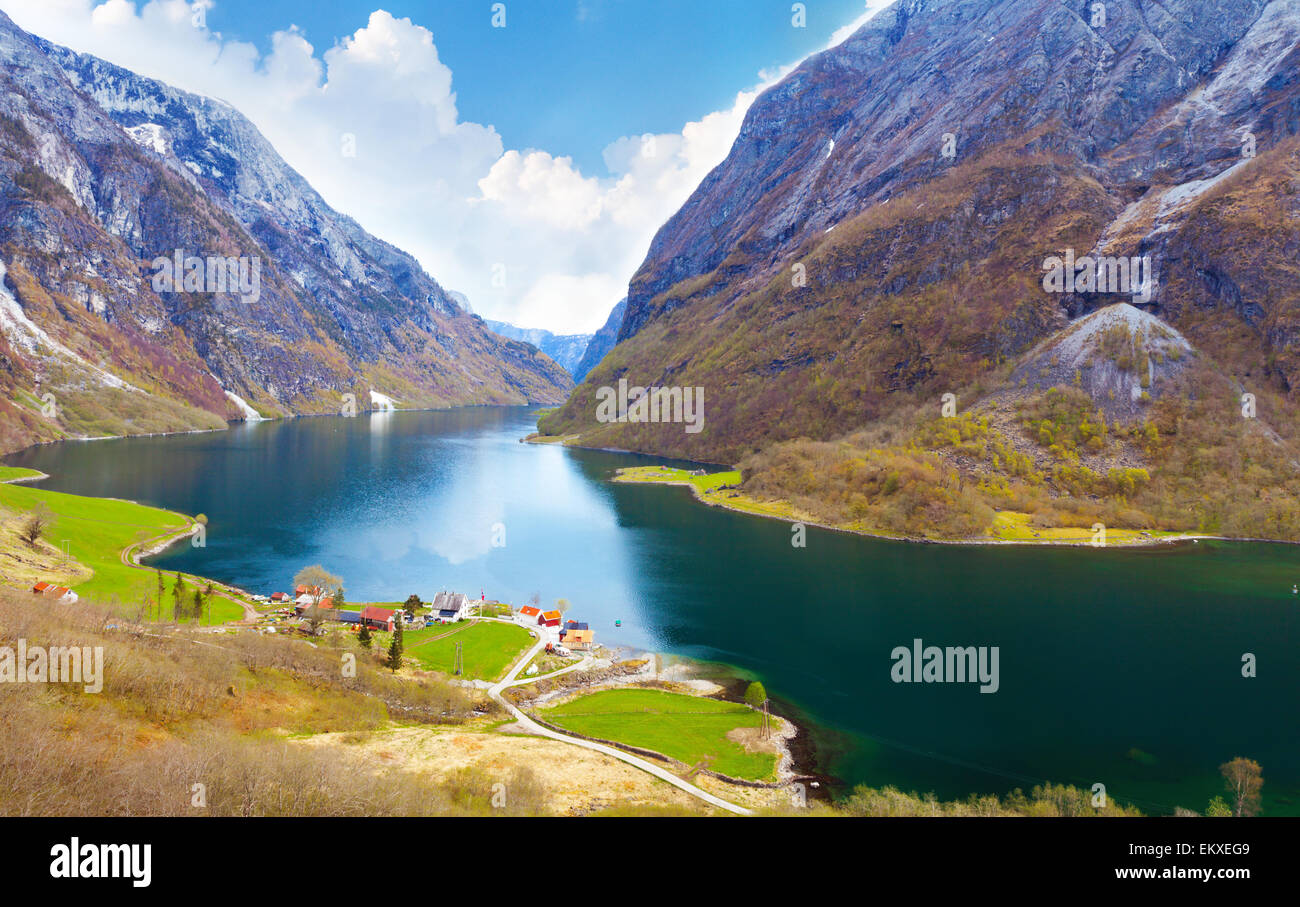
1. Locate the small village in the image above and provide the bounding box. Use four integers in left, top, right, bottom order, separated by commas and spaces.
251, 584, 596, 659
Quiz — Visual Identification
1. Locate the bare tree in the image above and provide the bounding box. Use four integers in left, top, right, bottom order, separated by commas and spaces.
18, 503, 52, 546
294, 565, 342, 596
304, 604, 327, 636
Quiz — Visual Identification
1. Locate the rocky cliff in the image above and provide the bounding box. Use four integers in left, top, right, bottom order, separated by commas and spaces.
570, 298, 626, 383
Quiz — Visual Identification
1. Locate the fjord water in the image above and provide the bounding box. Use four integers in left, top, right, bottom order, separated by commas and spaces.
8, 407, 1298, 814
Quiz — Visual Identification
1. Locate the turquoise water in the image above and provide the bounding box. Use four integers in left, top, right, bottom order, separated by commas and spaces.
7, 406, 1298, 814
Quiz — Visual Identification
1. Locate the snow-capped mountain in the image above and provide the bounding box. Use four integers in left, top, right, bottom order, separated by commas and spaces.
0, 10, 570, 452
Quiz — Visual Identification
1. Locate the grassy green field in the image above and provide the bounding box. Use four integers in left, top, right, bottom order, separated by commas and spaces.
0, 473, 243, 624
542, 688, 779, 781
0, 466, 44, 483
987, 511, 1191, 545
613, 466, 742, 493
382, 620, 533, 681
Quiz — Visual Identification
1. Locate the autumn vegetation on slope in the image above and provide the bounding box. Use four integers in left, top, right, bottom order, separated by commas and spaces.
740, 356, 1300, 541
543, 138, 1300, 542
0, 590, 1183, 817
0, 589, 551, 816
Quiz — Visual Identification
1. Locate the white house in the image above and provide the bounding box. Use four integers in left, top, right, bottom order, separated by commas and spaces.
432, 591, 470, 621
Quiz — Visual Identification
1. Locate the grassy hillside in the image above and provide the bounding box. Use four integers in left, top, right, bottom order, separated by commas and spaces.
0, 469, 244, 622
381, 620, 533, 682
0, 589, 497, 816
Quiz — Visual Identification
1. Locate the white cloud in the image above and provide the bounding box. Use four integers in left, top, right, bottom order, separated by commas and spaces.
3, 0, 889, 335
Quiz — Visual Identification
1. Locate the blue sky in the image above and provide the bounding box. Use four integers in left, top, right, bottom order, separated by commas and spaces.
201, 0, 872, 173
7, 0, 889, 332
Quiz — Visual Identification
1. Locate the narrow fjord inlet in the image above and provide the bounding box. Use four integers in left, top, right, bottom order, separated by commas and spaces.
8, 406, 1297, 814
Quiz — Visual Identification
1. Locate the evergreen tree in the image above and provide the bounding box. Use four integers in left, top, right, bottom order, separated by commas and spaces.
172, 573, 186, 620
386, 619, 404, 672
191, 588, 204, 623
358, 623, 372, 649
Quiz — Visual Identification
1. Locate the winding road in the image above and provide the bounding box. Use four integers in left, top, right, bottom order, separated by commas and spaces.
488, 634, 753, 816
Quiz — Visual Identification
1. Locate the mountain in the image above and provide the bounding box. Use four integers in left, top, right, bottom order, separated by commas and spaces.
541, 0, 1300, 540
570, 298, 626, 383
0, 11, 570, 454
483, 320, 592, 377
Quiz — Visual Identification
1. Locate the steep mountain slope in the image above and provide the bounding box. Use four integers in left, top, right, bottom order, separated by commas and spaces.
0, 11, 569, 454
483, 320, 591, 377
571, 298, 626, 382
541, 0, 1300, 540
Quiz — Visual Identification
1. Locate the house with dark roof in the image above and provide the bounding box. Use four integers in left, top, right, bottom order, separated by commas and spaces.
433, 591, 469, 620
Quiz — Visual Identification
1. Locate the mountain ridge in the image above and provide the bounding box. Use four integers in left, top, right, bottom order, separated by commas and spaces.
539, 0, 1300, 541
0, 10, 570, 454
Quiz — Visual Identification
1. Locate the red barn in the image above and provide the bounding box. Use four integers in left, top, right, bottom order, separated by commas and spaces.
359, 606, 396, 632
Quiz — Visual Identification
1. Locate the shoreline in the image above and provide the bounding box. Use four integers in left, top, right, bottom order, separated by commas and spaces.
607, 467, 1290, 551
2, 400, 568, 459
0, 469, 49, 485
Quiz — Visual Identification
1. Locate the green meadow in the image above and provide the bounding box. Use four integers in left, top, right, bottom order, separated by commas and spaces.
381, 620, 534, 682
0, 468, 243, 624
542, 688, 779, 781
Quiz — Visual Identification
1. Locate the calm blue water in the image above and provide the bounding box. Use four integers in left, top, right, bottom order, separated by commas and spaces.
7, 406, 1299, 814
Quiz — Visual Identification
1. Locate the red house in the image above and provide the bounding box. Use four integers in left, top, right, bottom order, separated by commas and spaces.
359, 606, 396, 632
539, 610, 562, 628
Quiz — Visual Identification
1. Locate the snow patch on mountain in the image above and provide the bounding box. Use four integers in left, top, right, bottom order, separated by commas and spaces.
0, 259, 141, 392
125, 122, 168, 155
223, 389, 264, 422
